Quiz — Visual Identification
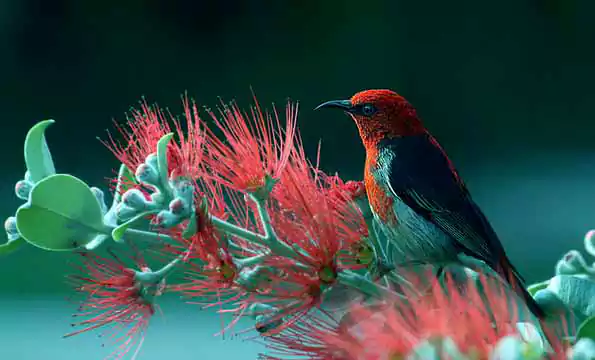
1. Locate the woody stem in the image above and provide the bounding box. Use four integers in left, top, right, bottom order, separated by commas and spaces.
209, 199, 297, 260
135, 254, 183, 284
337, 269, 404, 299
249, 194, 297, 258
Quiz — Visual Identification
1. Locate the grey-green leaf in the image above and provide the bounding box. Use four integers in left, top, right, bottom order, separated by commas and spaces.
16, 174, 107, 251
0, 237, 26, 255
157, 132, 174, 190
527, 280, 550, 297
112, 210, 159, 242
113, 164, 138, 205
577, 315, 595, 342
24, 120, 56, 183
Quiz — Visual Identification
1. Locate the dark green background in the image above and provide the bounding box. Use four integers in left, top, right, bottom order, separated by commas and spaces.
1, 1, 595, 358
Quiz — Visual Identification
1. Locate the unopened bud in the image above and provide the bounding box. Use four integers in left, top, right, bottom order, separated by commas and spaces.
584, 230, 595, 257
116, 204, 138, 221
150, 191, 165, 206
145, 153, 159, 171
172, 180, 194, 203
570, 338, 595, 360
135, 163, 159, 186
15, 180, 33, 200
168, 198, 187, 216
4, 216, 19, 241
90, 187, 108, 213
556, 250, 588, 275
154, 210, 180, 228
121, 189, 148, 210
255, 313, 283, 335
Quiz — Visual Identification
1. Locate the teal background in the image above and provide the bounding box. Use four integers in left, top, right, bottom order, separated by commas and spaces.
1, 0, 595, 359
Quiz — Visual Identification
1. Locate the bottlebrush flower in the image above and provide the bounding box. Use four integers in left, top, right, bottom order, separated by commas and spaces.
261, 270, 567, 360
240, 147, 366, 334
65, 251, 166, 360
170, 179, 266, 322
103, 97, 205, 180
320, 175, 371, 270
258, 310, 344, 360
201, 96, 297, 194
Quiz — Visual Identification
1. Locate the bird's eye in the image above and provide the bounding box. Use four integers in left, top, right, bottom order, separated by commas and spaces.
361, 104, 377, 116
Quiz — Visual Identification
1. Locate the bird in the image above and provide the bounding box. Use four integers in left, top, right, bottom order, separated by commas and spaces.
315, 89, 545, 320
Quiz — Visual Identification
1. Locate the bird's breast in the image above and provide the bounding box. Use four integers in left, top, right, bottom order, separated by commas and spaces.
364, 156, 397, 225
365, 150, 454, 265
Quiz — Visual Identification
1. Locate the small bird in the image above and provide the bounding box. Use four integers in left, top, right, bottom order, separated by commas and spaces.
316, 89, 545, 319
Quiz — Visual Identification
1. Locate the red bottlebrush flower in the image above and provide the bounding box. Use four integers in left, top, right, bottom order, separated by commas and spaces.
262, 270, 565, 360
201, 96, 297, 193
268, 139, 364, 277
259, 311, 344, 360
320, 175, 371, 270
65, 252, 164, 359
170, 181, 258, 314
102, 97, 205, 180
238, 147, 367, 333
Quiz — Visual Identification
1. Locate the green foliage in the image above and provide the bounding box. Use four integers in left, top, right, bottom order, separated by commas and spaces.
0, 237, 25, 255
111, 210, 159, 242
24, 119, 56, 183
527, 280, 550, 297
113, 164, 137, 204
15, 174, 107, 251
157, 133, 174, 194
577, 315, 595, 343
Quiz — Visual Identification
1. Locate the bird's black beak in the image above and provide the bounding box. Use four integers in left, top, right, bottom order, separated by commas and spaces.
314, 99, 353, 112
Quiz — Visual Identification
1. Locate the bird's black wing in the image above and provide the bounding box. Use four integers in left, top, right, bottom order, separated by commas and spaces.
382, 134, 510, 271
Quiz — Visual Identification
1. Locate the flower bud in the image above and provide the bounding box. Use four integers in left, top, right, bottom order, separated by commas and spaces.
255, 313, 283, 334
489, 336, 525, 360
116, 204, 138, 221
121, 189, 148, 210
154, 210, 180, 228
149, 191, 165, 206
145, 153, 159, 171
15, 180, 33, 200
4, 216, 19, 241
556, 250, 588, 276
570, 338, 595, 360
584, 230, 595, 257
90, 187, 108, 213
172, 180, 194, 203
168, 198, 187, 216
135, 163, 159, 186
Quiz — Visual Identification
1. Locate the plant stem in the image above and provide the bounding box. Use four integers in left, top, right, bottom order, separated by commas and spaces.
123, 228, 176, 245
250, 195, 296, 258
135, 255, 183, 284
337, 269, 403, 299
235, 253, 269, 268
210, 215, 268, 245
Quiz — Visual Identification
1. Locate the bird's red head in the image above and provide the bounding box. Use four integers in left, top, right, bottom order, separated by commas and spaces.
316, 89, 425, 148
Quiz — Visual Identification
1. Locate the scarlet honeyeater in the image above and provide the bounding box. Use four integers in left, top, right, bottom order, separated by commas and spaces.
316, 89, 545, 319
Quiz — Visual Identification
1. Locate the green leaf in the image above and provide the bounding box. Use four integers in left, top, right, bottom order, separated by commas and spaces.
182, 213, 197, 240
16, 174, 107, 251
577, 315, 595, 342
0, 237, 26, 255
157, 133, 174, 189
527, 280, 550, 297
113, 164, 137, 204
111, 210, 159, 242
24, 120, 56, 183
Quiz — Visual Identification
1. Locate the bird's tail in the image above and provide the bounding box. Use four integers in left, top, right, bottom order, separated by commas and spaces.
495, 256, 567, 350
498, 256, 546, 319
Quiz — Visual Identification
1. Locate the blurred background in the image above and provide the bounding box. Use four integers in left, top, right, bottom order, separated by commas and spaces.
1, 0, 595, 358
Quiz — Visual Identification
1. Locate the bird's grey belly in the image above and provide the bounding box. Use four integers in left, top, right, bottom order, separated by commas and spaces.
373, 196, 455, 267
